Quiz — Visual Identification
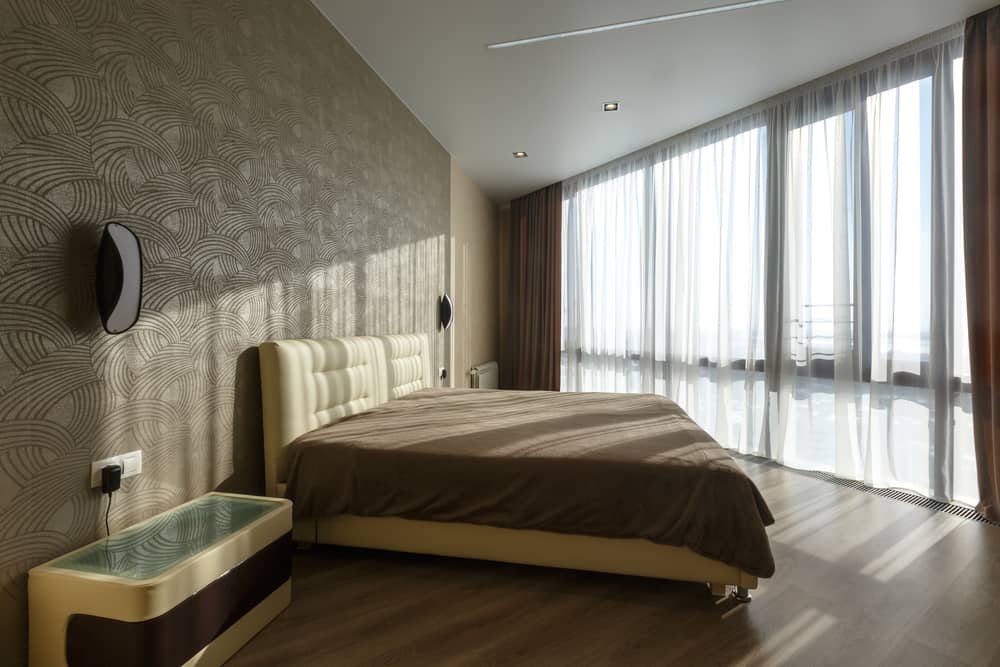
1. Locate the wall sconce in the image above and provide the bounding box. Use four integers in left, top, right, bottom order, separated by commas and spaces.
439, 293, 454, 330
96, 223, 143, 334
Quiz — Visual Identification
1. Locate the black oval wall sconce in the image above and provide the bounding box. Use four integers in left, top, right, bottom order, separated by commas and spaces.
96, 222, 143, 334
439, 293, 454, 330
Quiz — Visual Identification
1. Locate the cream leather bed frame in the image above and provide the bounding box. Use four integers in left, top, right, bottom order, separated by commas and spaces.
259, 334, 758, 595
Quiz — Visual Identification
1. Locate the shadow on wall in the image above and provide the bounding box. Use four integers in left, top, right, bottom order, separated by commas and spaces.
62, 226, 101, 334
216, 347, 265, 495
452, 235, 470, 387
449, 209, 498, 386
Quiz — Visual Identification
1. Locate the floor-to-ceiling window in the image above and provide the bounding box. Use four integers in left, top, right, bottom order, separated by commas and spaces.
561, 25, 975, 505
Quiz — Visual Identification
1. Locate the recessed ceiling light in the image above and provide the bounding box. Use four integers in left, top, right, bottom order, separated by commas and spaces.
513, 151, 528, 158
603, 102, 620, 112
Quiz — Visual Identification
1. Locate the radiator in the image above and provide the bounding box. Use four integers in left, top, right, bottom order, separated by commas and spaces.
470, 361, 499, 389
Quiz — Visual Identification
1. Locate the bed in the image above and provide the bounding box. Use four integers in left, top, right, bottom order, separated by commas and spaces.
259, 333, 774, 600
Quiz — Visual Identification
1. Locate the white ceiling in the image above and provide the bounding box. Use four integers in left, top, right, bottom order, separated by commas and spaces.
311, 0, 993, 202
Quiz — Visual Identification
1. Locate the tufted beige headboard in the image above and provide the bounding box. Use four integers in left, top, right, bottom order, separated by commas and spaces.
259, 334, 434, 497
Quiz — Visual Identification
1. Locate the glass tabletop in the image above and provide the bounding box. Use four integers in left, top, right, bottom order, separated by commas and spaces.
48, 494, 283, 580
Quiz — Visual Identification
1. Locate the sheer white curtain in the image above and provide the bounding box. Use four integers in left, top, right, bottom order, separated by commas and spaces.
562, 25, 976, 504
562, 120, 768, 452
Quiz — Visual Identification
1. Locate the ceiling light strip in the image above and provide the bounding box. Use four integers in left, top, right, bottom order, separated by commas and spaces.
487, 0, 789, 49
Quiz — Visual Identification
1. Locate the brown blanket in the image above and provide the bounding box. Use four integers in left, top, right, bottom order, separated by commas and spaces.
285, 389, 775, 577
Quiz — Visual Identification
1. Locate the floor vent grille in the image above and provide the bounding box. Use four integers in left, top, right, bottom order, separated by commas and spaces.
735, 454, 1000, 528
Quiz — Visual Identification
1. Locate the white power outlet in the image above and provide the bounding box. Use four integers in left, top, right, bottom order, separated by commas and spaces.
90, 450, 143, 488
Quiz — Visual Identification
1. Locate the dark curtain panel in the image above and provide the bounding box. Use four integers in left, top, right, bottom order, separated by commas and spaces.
498, 183, 562, 390
964, 6, 1000, 521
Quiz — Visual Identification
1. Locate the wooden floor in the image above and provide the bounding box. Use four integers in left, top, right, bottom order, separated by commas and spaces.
229, 460, 1000, 666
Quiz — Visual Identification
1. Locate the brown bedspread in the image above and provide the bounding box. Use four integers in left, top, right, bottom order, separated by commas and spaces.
285, 389, 775, 577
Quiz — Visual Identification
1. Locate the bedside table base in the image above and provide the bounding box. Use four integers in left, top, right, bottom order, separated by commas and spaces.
185, 579, 291, 667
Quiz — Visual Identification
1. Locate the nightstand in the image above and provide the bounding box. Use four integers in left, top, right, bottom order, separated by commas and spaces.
28, 492, 292, 667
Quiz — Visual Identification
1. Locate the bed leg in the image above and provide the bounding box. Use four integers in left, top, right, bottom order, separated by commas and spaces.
733, 586, 752, 603
708, 582, 728, 597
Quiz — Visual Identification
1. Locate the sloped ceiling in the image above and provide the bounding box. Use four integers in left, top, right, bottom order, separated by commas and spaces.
312, 0, 995, 201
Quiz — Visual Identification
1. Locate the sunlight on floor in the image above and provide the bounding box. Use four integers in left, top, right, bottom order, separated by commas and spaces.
861, 513, 965, 582
768, 490, 870, 545
796, 501, 908, 563
738, 608, 838, 666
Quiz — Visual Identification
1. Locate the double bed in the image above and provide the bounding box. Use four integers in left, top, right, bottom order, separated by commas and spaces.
259, 334, 774, 600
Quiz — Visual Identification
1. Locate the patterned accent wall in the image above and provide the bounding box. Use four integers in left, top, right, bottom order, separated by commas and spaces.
0, 0, 450, 662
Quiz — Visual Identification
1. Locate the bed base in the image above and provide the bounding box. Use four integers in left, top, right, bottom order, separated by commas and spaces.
293, 514, 758, 598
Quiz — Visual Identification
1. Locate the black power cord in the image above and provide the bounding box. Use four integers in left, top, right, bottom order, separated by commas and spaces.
101, 464, 122, 537
105, 491, 113, 537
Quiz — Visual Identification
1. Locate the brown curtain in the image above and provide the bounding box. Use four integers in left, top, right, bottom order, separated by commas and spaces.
964, 6, 1000, 521
498, 183, 562, 390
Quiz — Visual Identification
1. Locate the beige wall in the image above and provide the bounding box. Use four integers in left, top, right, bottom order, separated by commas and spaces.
449, 161, 499, 387
0, 1, 449, 663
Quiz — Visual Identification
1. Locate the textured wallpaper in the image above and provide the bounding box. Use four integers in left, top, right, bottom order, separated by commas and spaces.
0, 0, 450, 662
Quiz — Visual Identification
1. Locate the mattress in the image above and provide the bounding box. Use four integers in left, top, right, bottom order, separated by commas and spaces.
284, 388, 775, 577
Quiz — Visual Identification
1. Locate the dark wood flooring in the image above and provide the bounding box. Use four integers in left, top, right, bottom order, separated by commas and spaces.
228, 460, 1000, 666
